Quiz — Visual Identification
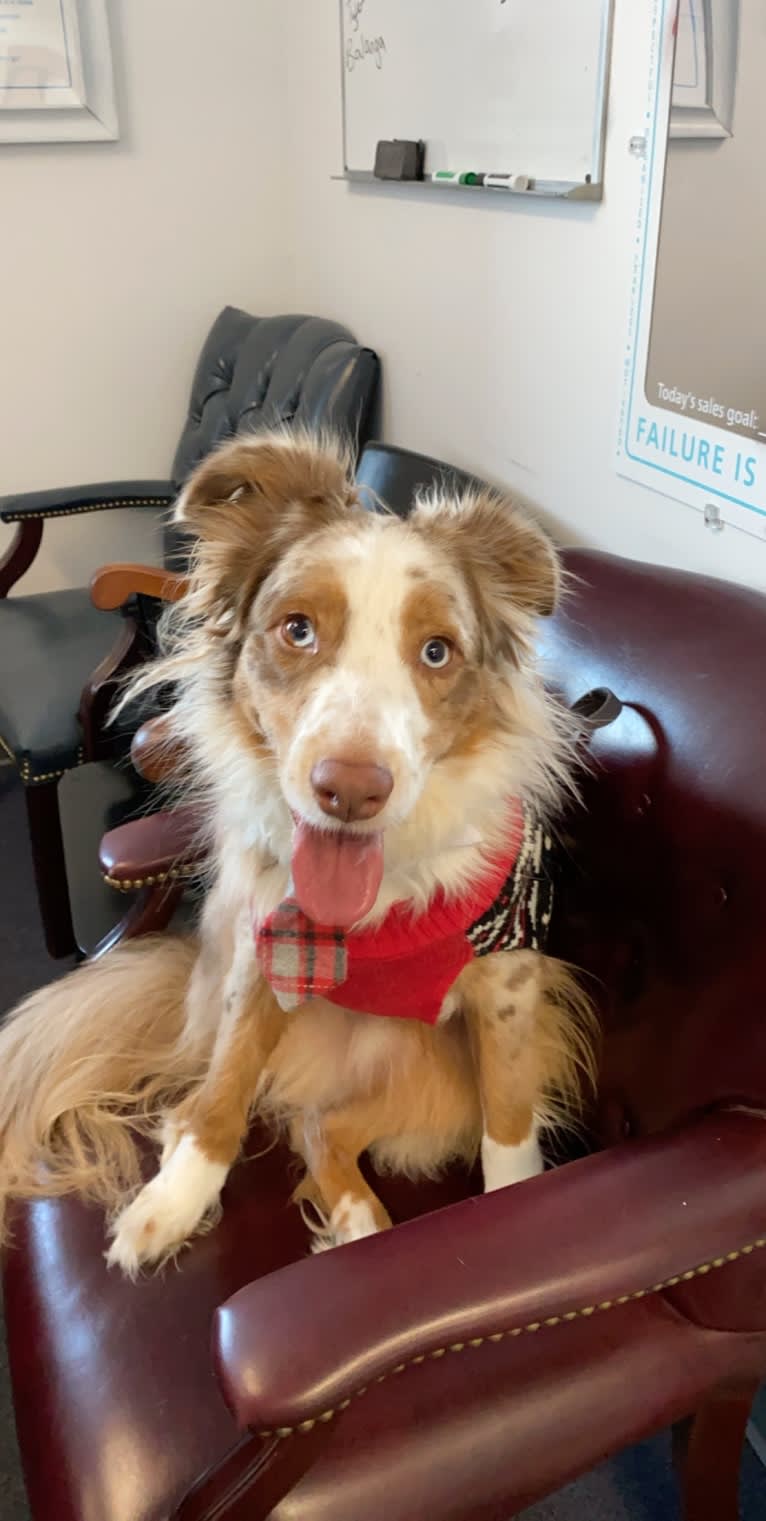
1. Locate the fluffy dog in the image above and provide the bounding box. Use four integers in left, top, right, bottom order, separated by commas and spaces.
0, 433, 595, 1272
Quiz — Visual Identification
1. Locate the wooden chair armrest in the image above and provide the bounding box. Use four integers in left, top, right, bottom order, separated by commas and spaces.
90, 563, 189, 611
99, 804, 205, 888
131, 715, 189, 783
0, 520, 43, 596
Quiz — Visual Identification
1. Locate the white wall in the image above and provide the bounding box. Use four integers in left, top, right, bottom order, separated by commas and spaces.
1, 0, 288, 593
6, 1, 764, 597
278, 0, 766, 591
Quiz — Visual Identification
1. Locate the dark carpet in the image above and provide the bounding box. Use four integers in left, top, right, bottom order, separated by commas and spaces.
0, 766, 764, 1520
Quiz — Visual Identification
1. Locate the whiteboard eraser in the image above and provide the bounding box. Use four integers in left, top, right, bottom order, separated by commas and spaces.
374, 139, 425, 181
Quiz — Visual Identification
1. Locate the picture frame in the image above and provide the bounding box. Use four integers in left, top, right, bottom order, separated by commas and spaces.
0, 0, 118, 143
670, 0, 738, 140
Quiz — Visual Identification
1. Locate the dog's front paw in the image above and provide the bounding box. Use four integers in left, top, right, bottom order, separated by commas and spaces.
481, 1132, 543, 1192
106, 1136, 227, 1276
311, 1192, 390, 1253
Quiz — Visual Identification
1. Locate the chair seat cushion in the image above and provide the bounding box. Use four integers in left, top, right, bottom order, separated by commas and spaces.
0, 589, 120, 782
4, 1135, 757, 1521
3, 1135, 481, 1521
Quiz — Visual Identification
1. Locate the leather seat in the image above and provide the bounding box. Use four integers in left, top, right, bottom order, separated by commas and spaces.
4, 1138, 479, 1521
0, 591, 119, 781
5, 545, 766, 1521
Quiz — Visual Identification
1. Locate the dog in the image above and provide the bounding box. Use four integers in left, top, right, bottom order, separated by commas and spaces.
0, 432, 596, 1273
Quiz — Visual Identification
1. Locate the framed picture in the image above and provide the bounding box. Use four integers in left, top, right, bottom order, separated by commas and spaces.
618, 0, 764, 542
0, 0, 118, 142
670, 0, 738, 139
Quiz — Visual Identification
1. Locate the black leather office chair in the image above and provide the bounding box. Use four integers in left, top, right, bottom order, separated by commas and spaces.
354, 440, 478, 517
0, 309, 379, 956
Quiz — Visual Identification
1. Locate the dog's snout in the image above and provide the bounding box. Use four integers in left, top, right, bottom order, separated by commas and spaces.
311, 759, 393, 823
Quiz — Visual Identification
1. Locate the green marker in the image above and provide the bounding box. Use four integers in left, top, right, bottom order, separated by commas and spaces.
430, 170, 484, 185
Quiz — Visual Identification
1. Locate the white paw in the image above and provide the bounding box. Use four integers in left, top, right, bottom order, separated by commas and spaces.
106, 1136, 227, 1275
482, 1131, 544, 1192
310, 1193, 381, 1253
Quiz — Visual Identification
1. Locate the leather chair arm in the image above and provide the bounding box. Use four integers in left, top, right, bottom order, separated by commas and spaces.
90, 562, 189, 611
130, 715, 190, 784
99, 804, 206, 889
213, 1110, 766, 1435
0, 479, 174, 523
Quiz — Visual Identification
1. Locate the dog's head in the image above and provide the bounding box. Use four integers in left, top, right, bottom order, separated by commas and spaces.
175, 432, 561, 924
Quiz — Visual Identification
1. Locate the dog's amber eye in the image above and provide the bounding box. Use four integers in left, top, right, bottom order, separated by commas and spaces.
420, 637, 452, 670
281, 614, 316, 650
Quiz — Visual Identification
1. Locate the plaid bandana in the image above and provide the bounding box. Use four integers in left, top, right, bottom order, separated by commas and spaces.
255, 900, 349, 1005
254, 800, 555, 1024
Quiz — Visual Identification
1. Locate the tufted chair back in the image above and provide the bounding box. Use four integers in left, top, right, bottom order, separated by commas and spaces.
163, 309, 379, 570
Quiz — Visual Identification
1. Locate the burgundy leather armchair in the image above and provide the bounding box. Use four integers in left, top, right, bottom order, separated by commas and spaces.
4, 546, 766, 1521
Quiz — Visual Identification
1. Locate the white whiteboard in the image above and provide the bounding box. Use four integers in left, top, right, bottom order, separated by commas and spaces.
340, 0, 614, 194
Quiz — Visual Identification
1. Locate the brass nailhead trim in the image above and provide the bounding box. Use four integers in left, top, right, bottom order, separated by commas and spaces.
3, 497, 171, 523
256, 1234, 766, 1441
24, 764, 68, 783
102, 862, 199, 892
3, 739, 86, 786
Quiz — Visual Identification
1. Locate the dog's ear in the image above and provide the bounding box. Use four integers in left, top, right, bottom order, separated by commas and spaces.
175, 434, 357, 536
412, 487, 560, 663
174, 433, 358, 632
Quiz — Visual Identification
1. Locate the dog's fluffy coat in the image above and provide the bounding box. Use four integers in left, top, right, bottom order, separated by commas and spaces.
0, 432, 596, 1268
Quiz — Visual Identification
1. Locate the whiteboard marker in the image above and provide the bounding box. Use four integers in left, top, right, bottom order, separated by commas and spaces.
484, 173, 530, 191
430, 170, 483, 184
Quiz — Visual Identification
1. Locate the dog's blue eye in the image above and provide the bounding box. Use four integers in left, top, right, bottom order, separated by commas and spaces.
283, 614, 316, 649
420, 637, 451, 669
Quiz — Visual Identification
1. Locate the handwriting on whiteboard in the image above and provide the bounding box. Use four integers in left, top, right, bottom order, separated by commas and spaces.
346, 1, 367, 32
344, 0, 385, 70
345, 32, 386, 71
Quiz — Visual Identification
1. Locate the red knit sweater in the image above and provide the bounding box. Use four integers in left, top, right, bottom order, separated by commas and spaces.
255, 799, 552, 1025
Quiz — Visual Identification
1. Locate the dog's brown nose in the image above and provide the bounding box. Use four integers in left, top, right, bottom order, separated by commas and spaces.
311, 759, 393, 823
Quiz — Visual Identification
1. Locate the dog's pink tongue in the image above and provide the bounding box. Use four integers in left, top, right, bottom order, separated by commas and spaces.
292, 822, 383, 928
